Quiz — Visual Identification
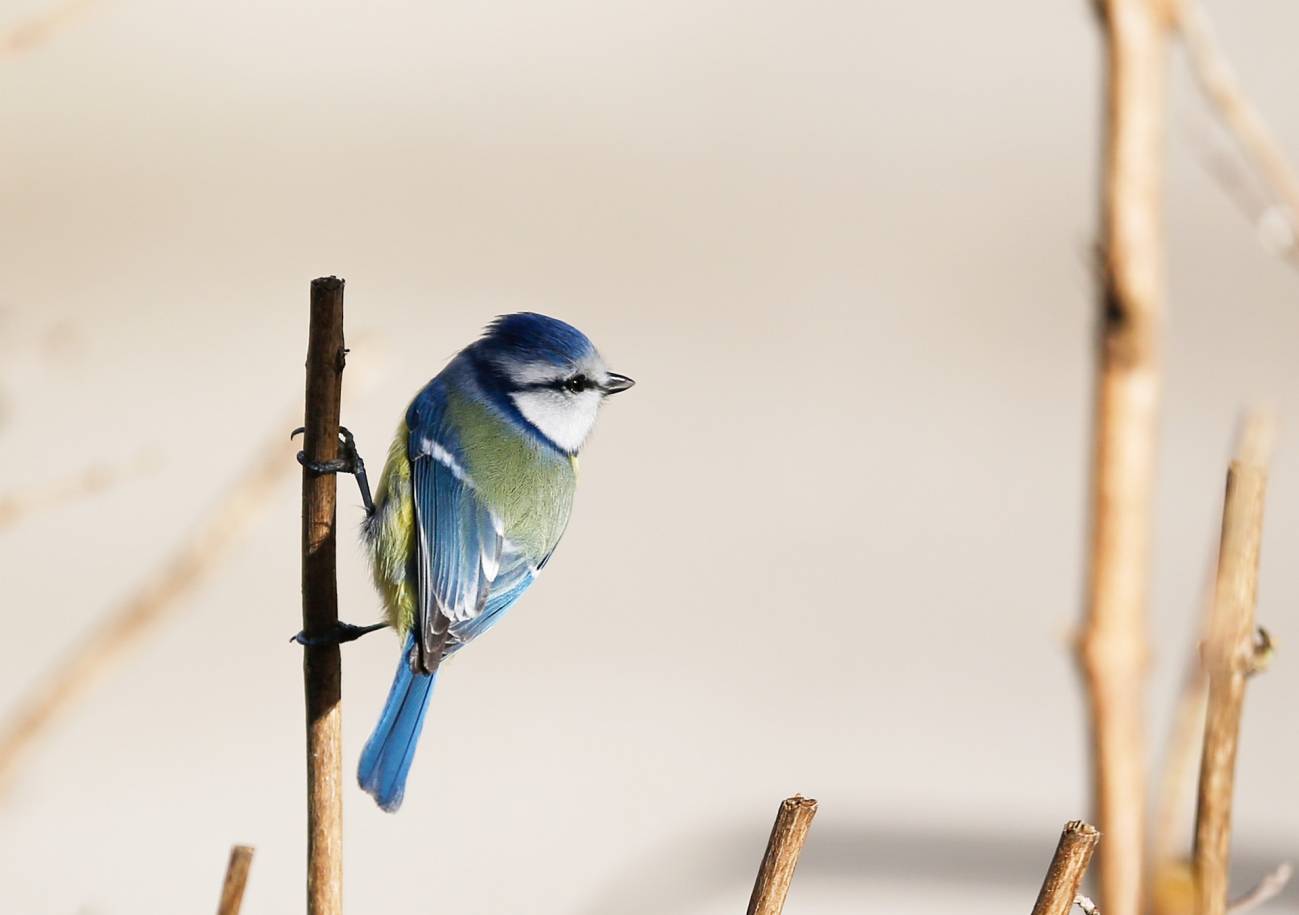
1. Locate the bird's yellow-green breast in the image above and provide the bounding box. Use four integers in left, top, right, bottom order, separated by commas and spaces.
366, 392, 577, 636
443, 389, 576, 558
367, 422, 417, 633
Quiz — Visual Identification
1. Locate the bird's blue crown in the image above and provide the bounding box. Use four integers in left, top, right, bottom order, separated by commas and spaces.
475, 313, 595, 370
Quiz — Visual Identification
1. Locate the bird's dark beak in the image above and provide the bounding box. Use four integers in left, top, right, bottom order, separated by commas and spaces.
601, 372, 635, 395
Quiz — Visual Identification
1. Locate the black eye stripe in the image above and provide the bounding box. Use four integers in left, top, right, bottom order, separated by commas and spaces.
516, 374, 593, 393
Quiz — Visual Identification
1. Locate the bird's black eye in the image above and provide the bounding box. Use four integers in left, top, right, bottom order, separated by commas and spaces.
563, 375, 590, 393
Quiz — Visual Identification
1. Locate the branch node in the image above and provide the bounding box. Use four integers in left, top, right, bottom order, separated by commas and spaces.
1245, 626, 1273, 677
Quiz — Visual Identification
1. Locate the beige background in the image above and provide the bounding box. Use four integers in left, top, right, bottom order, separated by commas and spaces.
2, 1, 1297, 912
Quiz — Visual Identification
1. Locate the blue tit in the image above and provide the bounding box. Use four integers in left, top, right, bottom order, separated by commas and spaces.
356, 313, 633, 812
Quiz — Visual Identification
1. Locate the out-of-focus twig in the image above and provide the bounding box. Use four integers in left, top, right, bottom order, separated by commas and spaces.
0, 420, 296, 796
1031, 820, 1102, 915
0, 452, 161, 531
746, 795, 818, 915
0, 322, 383, 798
0, 0, 101, 56
216, 845, 255, 915
1173, 0, 1299, 262
1078, 4, 1168, 915
1225, 862, 1292, 915
1192, 419, 1273, 915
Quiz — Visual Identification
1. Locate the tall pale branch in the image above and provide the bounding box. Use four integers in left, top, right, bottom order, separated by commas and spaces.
1077, 3, 1169, 915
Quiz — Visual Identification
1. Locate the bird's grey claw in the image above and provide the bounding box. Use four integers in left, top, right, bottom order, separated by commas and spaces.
297, 452, 350, 474
291, 620, 389, 647
295, 427, 364, 475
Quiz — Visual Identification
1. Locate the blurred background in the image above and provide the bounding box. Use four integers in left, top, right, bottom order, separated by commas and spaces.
2, 0, 1297, 912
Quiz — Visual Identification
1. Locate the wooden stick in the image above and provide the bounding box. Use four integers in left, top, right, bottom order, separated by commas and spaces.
216, 845, 255, 915
1150, 412, 1276, 915
1192, 443, 1270, 915
301, 276, 347, 915
1077, 5, 1168, 915
1030, 820, 1102, 915
746, 795, 818, 915
1173, 0, 1299, 261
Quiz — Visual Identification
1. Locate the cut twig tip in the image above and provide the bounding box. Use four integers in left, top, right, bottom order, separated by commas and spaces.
746, 794, 819, 915
1032, 819, 1101, 915
217, 844, 255, 915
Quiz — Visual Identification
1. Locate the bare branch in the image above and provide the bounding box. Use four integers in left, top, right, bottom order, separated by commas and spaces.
1192, 432, 1272, 915
1173, 0, 1299, 263
300, 277, 347, 915
1031, 820, 1102, 915
216, 845, 255, 915
747, 795, 818, 915
1078, 4, 1169, 914
1151, 411, 1276, 912
1226, 863, 1292, 915
0, 421, 296, 795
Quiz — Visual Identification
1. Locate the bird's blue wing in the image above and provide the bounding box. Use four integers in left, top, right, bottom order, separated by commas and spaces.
409, 442, 505, 674
446, 551, 537, 650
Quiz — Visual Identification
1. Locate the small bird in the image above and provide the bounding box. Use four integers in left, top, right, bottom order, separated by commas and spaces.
311, 313, 633, 812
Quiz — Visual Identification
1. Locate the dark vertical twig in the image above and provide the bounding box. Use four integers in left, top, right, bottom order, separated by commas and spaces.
746, 795, 818, 915
301, 276, 346, 915
216, 845, 255, 915
1077, 4, 1169, 915
1031, 820, 1102, 915
1192, 440, 1271, 915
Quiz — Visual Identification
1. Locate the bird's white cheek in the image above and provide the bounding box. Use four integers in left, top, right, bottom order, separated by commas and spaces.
511, 390, 600, 452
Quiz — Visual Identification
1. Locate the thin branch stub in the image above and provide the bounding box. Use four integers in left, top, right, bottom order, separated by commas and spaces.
747, 795, 818, 915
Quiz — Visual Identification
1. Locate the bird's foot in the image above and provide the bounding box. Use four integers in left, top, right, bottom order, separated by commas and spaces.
291, 425, 375, 515
291, 620, 389, 647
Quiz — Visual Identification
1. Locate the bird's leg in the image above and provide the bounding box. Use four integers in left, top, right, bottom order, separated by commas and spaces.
291, 621, 390, 647
292, 425, 375, 517
290, 424, 382, 647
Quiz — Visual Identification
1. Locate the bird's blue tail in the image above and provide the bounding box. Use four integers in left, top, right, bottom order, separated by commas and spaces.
358, 633, 435, 812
